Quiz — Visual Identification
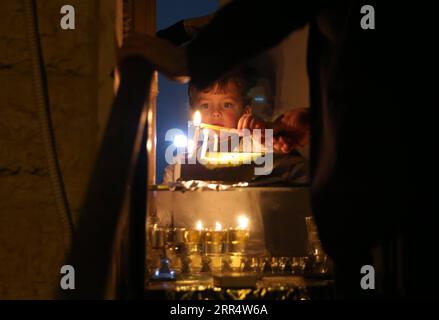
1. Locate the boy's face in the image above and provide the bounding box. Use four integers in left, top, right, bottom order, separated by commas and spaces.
191, 81, 249, 128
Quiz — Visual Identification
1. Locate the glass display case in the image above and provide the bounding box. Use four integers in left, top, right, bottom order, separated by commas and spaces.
144, 184, 334, 299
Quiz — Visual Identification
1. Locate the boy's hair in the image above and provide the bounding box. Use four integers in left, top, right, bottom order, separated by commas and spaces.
188, 71, 250, 108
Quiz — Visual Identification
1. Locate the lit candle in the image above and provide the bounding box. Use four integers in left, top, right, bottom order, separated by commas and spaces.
187, 139, 195, 154
185, 221, 202, 243
199, 123, 242, 135
203, 222, 225, 255
200, 128, 209, 159
237, 215, 249, 230
151, 224, 165, 248
173, 227, 186, 244
192, 111, 201, 157
226, 216, 250, 254
213, 133, 219, 152
184, 222, 202, 254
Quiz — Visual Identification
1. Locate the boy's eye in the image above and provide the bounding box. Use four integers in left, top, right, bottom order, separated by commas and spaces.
200, 103, 209, 109
224, 102, 233, 109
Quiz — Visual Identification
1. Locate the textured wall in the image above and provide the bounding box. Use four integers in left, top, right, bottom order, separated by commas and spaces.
0, 0, 114, 299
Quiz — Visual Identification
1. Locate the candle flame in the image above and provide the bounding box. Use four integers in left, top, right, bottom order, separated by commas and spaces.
200, 152, 263, 165
196, 220, 203, 231
193, 111, 201, 126
215, 222, 222, 231
238, 216, 249, 230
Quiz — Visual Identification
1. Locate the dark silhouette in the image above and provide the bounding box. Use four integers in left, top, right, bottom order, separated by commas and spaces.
185, 0, 432, 298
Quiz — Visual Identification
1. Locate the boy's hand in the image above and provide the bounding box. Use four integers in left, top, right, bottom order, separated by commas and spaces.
236, 111, 310, 154
273, 108, 310, 154
237, 115, 267, 151
237, 114, 266, 131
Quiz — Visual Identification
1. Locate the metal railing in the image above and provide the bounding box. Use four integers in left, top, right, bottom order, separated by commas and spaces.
60, 56, 153, 299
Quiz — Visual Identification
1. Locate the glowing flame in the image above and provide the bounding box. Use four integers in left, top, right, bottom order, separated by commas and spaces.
215, 222, 222, 231
193, 111, 201, 126
237, 216, 249, 230
196, 220, 203, 231
173, 134, 187, 148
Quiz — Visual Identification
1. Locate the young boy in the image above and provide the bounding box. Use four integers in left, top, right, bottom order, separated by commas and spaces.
163, 72, 309, 184
189, 72, 252, 131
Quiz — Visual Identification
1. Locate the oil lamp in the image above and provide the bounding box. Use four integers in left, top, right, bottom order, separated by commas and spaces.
226, 215, 250, 254
191, 111, 201, 157
203, 222, 226, 255
151, 224, 165, 248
